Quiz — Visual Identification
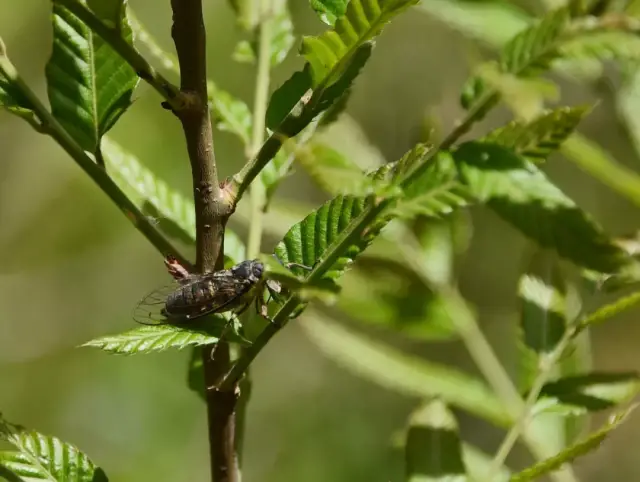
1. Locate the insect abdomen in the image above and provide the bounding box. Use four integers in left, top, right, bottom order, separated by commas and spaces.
164, 279, 216, 318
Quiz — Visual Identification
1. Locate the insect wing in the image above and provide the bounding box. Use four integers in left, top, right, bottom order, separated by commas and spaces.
132, 281, 184, 325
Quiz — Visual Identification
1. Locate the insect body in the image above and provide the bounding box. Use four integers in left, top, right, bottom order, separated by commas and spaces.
133, 258, 267, 325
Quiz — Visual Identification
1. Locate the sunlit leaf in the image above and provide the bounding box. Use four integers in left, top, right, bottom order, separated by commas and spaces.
273, 194, 382, 281
405, 400, 468, 482
578, 291, 640, 331
511, 406, 637, 482
392, 152, 472, 220
302, 0, 417, 87
500, 8, 568, 76
302, 313, 510, 426
309, 0, 349, 25
535, 372, 640, 415
46, 0, 138, 154
561, 31, 640, 63
484, 106, 590, 164
453, 142, 630, 274
81, 319, 244, 355
0, 415, 107, 482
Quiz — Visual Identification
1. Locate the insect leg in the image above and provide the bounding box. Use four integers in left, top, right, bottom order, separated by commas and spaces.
209, 302, 250, 361
255, 291, 278, 326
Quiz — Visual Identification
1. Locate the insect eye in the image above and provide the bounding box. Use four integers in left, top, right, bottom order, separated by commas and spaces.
252, 262, 264, 278
232, 262, 251, 279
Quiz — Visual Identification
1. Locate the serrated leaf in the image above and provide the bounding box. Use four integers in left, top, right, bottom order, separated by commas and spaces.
309, 0, 349, 25
500, 8, 569, 76
405, 400, 468, 482
273, 194, 380, 281
0, 416, 106, 482
301, 0, 417, 88
535, 372, 640, 415
510, 406, 637, 482
46, 0, 138, 154
81, 320, 243, 355
578, 291, 640, 331
460, 8, 568, 109
101, 138, 246, 263
302, 313, 510, 426
484, 106, 589, 164
393, 150, 472, 220
453, 142, 630, 274
265, 67, 313, 130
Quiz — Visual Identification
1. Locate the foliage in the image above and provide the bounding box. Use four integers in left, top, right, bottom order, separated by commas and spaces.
2, 0, 640, 481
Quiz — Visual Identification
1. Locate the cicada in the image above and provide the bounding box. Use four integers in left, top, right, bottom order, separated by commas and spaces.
133, 256, 281, 326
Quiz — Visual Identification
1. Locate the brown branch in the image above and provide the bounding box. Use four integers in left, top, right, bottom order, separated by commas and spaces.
169, 1, 237, 481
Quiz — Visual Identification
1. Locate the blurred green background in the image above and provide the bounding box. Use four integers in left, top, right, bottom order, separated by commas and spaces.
2, 1, 640, 481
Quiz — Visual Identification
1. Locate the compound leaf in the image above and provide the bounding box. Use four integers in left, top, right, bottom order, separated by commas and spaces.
453, 142, 630, 274
46, 0, 138, 154
0, 415, 106, 482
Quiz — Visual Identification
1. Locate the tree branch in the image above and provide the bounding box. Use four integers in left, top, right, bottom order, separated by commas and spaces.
168, 1, 237, 482
56, 0, 183, 108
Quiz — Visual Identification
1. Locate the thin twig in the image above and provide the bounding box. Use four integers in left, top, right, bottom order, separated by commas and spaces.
0, 48, 188, 268
235, 1, 274, 465
57, 0, 182, 108
168, 1, 237, 482
486, 325, 578, 481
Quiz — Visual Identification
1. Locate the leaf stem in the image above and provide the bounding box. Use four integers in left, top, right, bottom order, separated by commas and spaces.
486, 325, 578, 481
56, 0, 181, 107
247, 1, 273, 258
167, 1, 235, 482
0, 48, 188, 268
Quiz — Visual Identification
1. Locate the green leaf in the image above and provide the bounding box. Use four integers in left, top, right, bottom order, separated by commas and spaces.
296, 142, 389, 196
393, 152, 472, 220
301, 0, 417, 88
231, 4, 295, 67
510, 406, 637, 482
0, 46, 36, 119
273, 194, 381, 281
535, 372, 640, 415
500, 8, 569, 76
417, 0, 530, 48
101, 138, 246, 263
561, 31, 640, 64
339, 262, 459, 340
484, 106, 590, 164
265, 67, 313, 131
517, 253, 569, 392
209, 84, 252, 145
0, 415, 107, 482
302, 313, 511, 426
461, 8, 568, 109
81, 320, 243, 355
405, 400, 468, 482
270, 6, 295, 66
309, 0, 349, 25
453, 142, 630, 274
46, 0, 138, 154
578, 291, 640, 331
261, 148, 294, 203
618, 65, 640, 163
